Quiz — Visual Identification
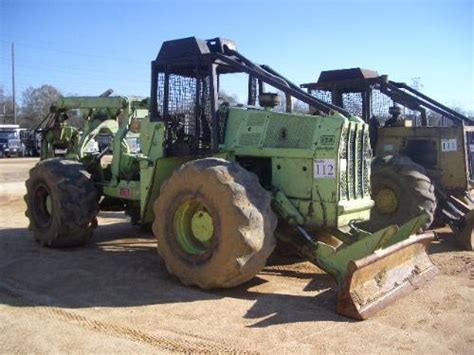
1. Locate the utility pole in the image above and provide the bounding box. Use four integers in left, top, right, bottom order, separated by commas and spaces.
12, 42, 16, 125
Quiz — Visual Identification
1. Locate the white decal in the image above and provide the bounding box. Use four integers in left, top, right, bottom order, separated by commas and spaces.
441, 139, 457, 152
314, 159, 336, 179
469, 144, 474, 153
383, 144, 393, 152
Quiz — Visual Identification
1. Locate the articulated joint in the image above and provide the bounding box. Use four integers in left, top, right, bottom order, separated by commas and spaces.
271, 190, 305, 225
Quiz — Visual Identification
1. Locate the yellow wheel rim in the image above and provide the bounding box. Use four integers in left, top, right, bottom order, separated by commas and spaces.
375, 187, 398, 214
174, 200, 214, 255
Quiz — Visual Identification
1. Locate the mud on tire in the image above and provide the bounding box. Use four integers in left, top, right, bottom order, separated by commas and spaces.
368, 155, 436, 231
153, 158, 277, 289
25, 158, 99, 247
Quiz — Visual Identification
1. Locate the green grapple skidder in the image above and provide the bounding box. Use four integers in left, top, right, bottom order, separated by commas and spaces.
25, 37, 437, 319
36, 89, 145, 162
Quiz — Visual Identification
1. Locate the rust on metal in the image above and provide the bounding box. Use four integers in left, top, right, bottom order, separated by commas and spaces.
336, 232, 438, 320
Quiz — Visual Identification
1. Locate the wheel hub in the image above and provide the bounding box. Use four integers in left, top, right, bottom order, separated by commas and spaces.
174, 200, 215, 255
375, 188, 398, 214
191, 210, 214, 242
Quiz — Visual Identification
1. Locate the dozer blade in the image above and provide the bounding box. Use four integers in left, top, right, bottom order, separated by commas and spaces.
336, 232, 437, 319
276, 213, 438, 320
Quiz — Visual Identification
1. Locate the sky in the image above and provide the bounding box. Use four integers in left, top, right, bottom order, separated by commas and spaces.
1, 0, 473, 111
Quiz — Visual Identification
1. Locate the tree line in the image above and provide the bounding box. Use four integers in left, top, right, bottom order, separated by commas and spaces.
0, 84, 62, 128
1, 83, 471, 130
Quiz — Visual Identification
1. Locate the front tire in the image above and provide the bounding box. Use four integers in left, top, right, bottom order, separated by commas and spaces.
368, 155, 436, 231
25, 158, 99, 247
153, 158, 277, 289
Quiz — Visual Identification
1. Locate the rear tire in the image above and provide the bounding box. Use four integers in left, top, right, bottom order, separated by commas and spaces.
368, 155, 436, 231
25, 158, 99, 247
153, 158, 277, 289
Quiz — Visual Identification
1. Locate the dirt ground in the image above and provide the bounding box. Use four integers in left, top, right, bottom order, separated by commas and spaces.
0, 158, 472, 354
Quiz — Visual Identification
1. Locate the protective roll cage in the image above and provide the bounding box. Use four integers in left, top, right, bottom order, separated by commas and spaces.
149, 37, 350, 156
301, 69, 472, 127
385, 80, 471, 126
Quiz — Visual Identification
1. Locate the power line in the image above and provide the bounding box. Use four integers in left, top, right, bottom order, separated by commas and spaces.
0, 39, 151, 97
7, 64, 150, 84
0, 39, 145, 65
0, 59, 148, 78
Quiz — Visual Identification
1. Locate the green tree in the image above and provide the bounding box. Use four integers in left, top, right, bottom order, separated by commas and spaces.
19, 85, 62, 128
0, 86, 16, 124
218, 90, 239, 105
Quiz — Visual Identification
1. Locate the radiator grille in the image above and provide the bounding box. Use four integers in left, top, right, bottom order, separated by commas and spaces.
348, 128, 356, 199
339, 128, 348, 199
340, 124, 371, 200
362, 129, 371, 195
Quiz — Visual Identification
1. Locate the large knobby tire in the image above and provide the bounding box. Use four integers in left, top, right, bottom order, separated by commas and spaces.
153, 158, 277, 289
368, 155, 436, 231
25, 158, 99, 247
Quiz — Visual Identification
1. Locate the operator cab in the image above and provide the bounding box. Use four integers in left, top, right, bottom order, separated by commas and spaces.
149, 37, 347, 158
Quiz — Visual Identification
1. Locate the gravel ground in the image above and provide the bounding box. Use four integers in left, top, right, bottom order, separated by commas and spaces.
0, 158, 472, 353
